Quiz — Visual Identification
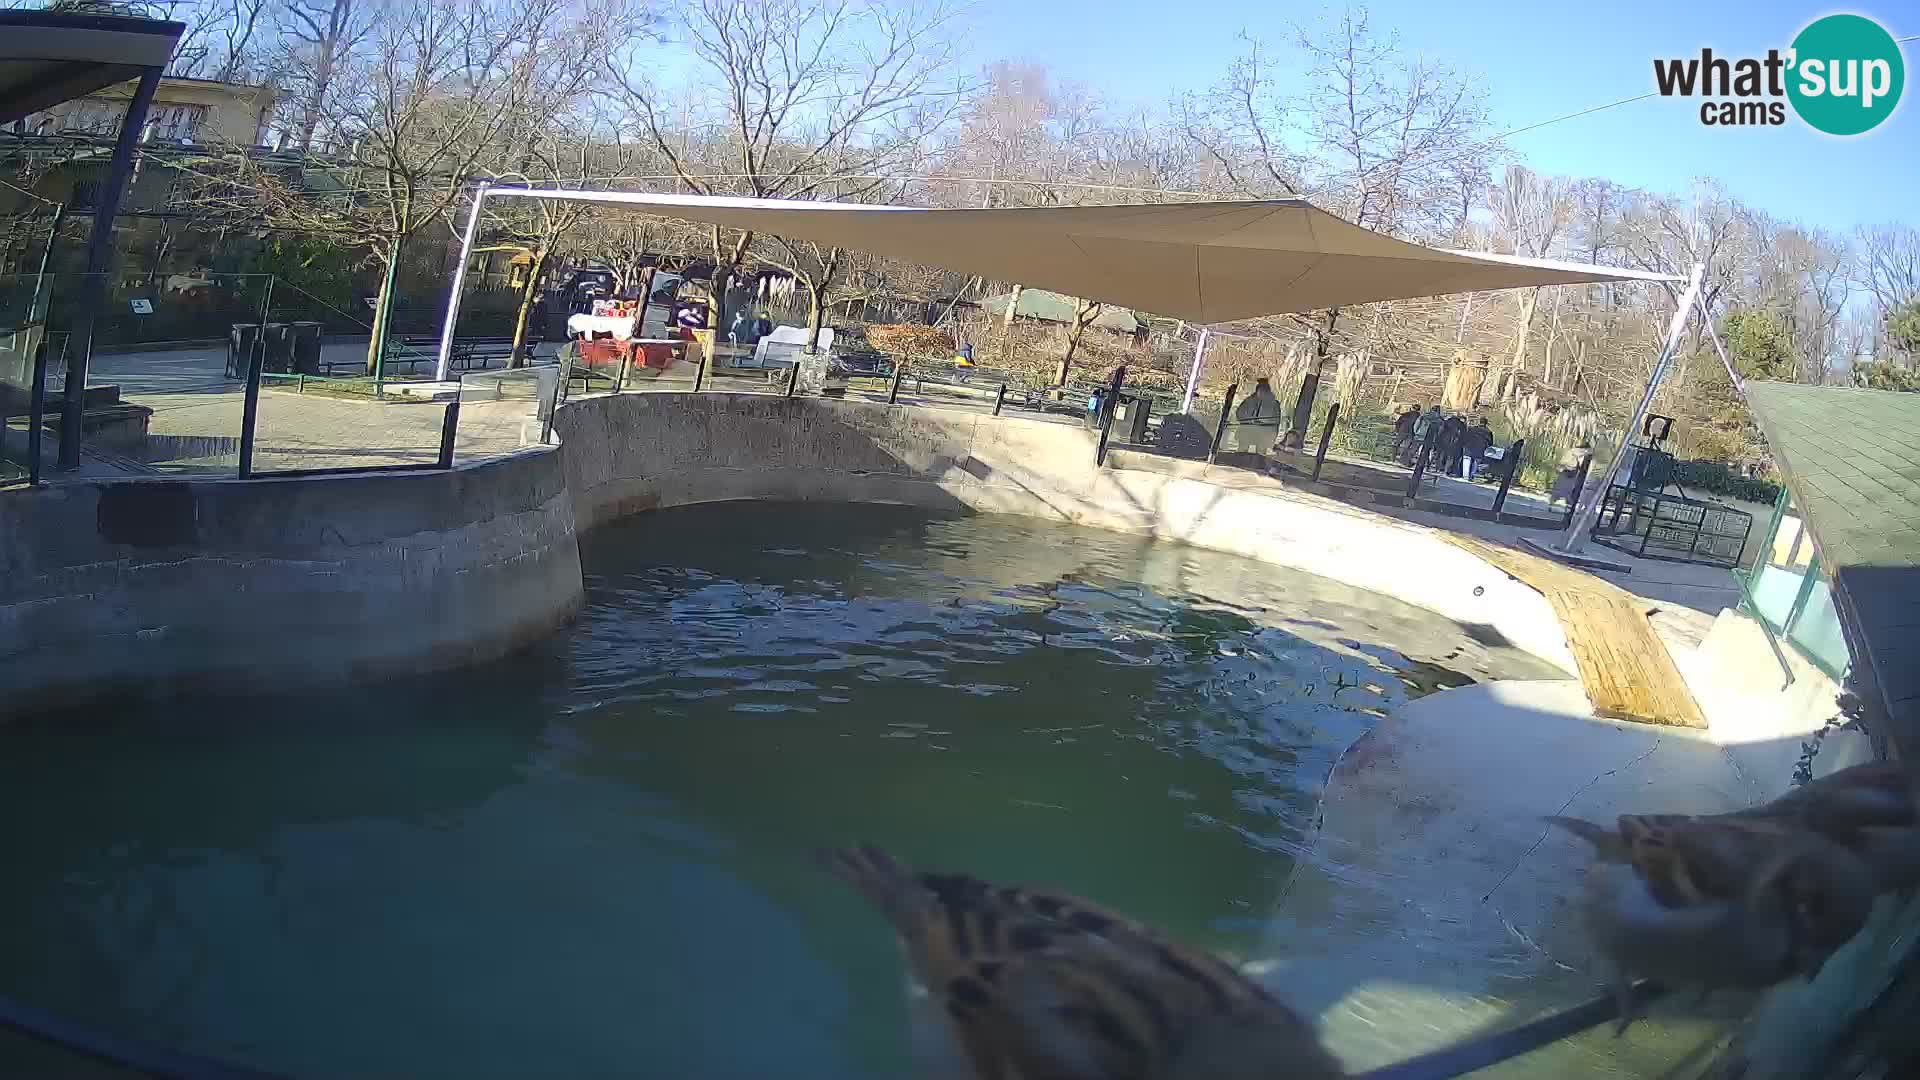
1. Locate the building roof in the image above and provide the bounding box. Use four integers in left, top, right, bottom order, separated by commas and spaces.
0, 11, 183, 126
979, 288, 1142, 333
1743, 381, 1920, 750
477, 189, 1679, 325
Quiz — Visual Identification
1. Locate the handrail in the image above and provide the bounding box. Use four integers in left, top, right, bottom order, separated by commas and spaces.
1357, 980, 1670, 1079
0, 995, 292, 1080
1, 978, 1671, 1080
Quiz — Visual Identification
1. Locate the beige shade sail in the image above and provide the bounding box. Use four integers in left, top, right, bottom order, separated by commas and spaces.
485, 188, 1678, 324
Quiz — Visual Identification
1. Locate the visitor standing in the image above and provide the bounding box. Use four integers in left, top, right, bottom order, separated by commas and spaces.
1461, 418, 1495, 480
1391, 405, 1419, 461
1552, 440, 1595, 507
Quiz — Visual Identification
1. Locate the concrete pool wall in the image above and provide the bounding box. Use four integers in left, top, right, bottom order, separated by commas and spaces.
0, 446, 582, 713
4, 389, 1583, 710
554, 392, 1581, 677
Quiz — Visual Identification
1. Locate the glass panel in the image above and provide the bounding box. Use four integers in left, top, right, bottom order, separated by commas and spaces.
0, 274, 53, 485
70, 273, 268, 476
1767, 509, 1812, 571
1749, 562, 1807, 629
1787, 573, 1851, 675
453, 365, 553, 463
249, 279, 446, 474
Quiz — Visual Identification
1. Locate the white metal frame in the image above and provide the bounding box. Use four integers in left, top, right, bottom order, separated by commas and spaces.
436, 184, 1710, 558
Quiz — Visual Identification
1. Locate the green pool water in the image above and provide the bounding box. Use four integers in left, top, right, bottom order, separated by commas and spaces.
0, 503, 1565, 1079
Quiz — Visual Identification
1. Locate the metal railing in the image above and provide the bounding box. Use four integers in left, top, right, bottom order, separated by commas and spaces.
0, 979, 1678, 1080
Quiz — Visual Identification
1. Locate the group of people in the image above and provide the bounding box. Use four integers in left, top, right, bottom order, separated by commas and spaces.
1392, 404, 1496, 480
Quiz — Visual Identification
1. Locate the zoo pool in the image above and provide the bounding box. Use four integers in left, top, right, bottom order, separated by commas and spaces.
0, 502, 1567, 1079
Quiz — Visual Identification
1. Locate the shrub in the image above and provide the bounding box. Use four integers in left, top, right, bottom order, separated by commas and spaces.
864, 323, 954, 357
1671, 459, 1780, 504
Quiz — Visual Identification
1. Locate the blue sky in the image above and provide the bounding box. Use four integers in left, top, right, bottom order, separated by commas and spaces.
961, 0, 1916, 234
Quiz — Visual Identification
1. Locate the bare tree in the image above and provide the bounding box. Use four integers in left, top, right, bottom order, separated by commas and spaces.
1488, 165, 1572, 398
607, 0, 964, 329
1055, 296, 1103, 386
191, 0, 574, 371
1184, 8, 1493, 431
276, 0, 371, 153
1857, 223, 1920, 329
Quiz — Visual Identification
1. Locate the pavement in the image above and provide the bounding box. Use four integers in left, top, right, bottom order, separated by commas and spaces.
68, 343, 546, 475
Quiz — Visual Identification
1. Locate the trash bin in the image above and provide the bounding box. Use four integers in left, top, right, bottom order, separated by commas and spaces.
289, 321, 323, 375
227, 323, 261, 379
1116, 394, 1151, 443
259, 322, 294, 374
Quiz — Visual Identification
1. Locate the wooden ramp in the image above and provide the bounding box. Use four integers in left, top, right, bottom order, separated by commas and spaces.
1445, 535, 1707, 728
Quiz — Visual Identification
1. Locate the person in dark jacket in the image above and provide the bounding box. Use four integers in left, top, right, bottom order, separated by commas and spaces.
1439, 413, 1468, 475
1461, 417, 1495, 479
1391, 405, 1420, 461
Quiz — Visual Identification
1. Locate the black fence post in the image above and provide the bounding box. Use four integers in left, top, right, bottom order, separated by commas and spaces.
615, 346, 632, 393
1406, 434, 1435, 497
1311, 402, 1340, 482
785, 362, 800, 398
437, 399, 461, 469
1207, 383, 1239, 465
1094, 366, 1128, 467
992, 382, 1006, 416
692, 355, 706, 393
887, 364, 906, 404
26, 341, 48, 485
1561, 456, 1594, 529
236, 335, 267, 479
1492, 438, 1523, 515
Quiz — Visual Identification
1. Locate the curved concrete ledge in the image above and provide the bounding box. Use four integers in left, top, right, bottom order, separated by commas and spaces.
1, 448, 583, 714
5, 390, 1578, 713
554, 392, 1579, 677
1275, 680, 1753, 1072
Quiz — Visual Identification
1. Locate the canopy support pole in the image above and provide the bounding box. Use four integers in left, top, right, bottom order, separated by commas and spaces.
1180, 327, 1211, 415
436, 182, 490, 382
1557, 262, 1705, 555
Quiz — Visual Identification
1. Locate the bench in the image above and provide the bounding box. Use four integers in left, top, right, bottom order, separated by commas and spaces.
318, 336, 521, 377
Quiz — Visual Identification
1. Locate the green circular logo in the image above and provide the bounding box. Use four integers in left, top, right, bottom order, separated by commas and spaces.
1787, 14, 1904, 135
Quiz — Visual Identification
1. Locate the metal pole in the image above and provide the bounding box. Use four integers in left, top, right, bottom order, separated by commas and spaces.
26, 341, 48, 485
1180, 327, 1210, 414
1696, 292, 1743, 395
992, 382, 1006, 416
237, 332, 267, 478
1311, 402, 1339, 481
784, 362, 799, 397
1094, 365, 1127, 467
437, 400, 461, 468
435, 183, 490, 382
692, 355, 706, 393
1558, 262, 1704, 553
616, 344, 632, 393
60, 67, 161, 468
372, 250, 396, 396
1492, 439, 1523, 515
1207, 383, 1238, 465
27, 202, 66, 327
1561, 456, 1593, 529
1407, 434, 1435, 497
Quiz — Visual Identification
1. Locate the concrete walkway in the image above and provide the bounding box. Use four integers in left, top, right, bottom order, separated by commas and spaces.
76, 345, 542, 475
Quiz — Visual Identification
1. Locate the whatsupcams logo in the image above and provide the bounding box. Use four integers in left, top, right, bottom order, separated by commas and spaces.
1653, 13, 1905, 134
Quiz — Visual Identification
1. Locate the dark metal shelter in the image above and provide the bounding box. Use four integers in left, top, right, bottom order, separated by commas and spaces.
0, 8, 183, 471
